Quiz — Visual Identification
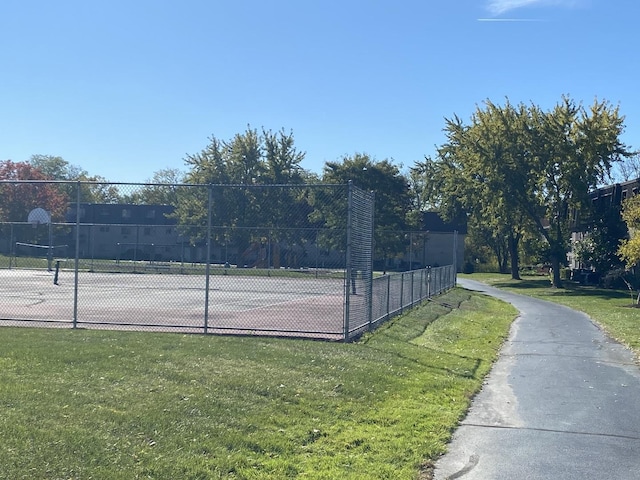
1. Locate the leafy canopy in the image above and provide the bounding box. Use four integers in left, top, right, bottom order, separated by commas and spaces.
418, 96, 629, 286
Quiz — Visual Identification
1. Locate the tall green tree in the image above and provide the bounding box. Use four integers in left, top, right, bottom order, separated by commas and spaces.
173, 127, 310, 264
422, 97, 629, 287
124, 168, 185, 205
320, 153, 411, 270
406, 160, 440, 228
28, 154, 121, 203
29, 154, 84, 180
527, 98, 628, 286
416, 103, 532, 279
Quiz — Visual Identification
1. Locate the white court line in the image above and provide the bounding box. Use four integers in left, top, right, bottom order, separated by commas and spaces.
211, 293, 342, 313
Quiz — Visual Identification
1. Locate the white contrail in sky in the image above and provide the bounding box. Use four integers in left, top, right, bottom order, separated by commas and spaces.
477, 17, 545, 21
485, 0, 580, 16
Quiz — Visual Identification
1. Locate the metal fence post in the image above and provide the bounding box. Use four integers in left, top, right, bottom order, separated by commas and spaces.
410, 270, 414, 307
385, 273, 391, 319
9, 223, 14, 269
315, 228, 319, 278
343, 181, 353, 342
204, 184, 213, 334
73, 181, 80, 329
453, 230, 458, 285
399, 272, 404, 314
367, 191, 374, 331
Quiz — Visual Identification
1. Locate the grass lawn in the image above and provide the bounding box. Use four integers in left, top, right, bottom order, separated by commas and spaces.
0, 254, 336, 277
460, 272, 640, 357
0, 288, 516, 480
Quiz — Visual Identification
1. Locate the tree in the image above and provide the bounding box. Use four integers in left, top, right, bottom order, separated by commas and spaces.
262, 128, 306, 185
616, 195, 640, 302
319, 153, 411, 271
29, 154, 85, 180
407, 160, 440, 228
573, 196, 627, 277
124, 168, 185, 205
0, 160, 69, 222
416, 102, 532, 279
423, 97, 629, 287
172, 127, 311, 266
466, 216, 509, 273
617, 195, 640, 268
611, 152, 640, 182
527, 98, 628, 286
28, 154, 122, 203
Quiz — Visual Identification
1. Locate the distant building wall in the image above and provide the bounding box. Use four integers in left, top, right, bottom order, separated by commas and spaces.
423, 232, 465, 271
58, 204, 467, 270
66, 203, 182, 261
421, 211, 466, 272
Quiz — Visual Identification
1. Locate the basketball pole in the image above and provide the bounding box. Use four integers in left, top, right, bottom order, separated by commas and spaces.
48, 220, 53, 271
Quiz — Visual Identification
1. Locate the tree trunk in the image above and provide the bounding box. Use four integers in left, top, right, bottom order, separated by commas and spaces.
550, 255, 562, 288
508, 235, 521, 280
494, 247, 507, 274
499, 257, 509, 274
490, 237, 508, 274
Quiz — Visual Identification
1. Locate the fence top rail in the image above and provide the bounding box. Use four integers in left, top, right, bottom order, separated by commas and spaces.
0, 180, 352, 189
373, 265, 453, 279
0, 221, 350, 233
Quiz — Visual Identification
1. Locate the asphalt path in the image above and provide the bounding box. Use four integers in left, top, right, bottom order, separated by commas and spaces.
434, 278, 640, 480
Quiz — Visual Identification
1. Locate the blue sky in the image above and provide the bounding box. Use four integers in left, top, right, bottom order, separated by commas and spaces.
1, 0, 637, 182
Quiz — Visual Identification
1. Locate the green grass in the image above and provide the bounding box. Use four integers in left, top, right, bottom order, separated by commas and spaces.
461, 272, 640, 356
0, 254, 339, 278
0, 288, 516, 480
1, 253, 349, 278
0, 253, 49, 269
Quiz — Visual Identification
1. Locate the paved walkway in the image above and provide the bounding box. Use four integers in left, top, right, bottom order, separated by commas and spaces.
434, 278, 640, 480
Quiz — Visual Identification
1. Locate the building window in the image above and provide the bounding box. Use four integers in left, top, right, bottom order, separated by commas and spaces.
146, 209, 156, 219
122, 209, 131, 219
99, 226, 110, 233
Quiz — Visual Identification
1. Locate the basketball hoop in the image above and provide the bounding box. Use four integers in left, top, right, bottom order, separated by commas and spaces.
27, 208, 51, 226
27, 208, 53, 270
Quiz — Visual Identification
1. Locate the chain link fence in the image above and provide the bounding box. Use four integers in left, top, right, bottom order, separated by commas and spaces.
0, 180, 456, 340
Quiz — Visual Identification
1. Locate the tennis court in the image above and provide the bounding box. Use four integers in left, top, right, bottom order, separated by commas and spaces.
0, 268, 351, 339
0, 181, 459, 340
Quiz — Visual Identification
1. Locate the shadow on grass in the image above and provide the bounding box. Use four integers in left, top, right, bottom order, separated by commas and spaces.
491, 279, 547, 290
361, 293, 486, 381
490, 277, 633, 302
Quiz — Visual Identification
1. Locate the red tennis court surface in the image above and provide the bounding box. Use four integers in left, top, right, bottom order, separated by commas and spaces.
0, 269, 355, 340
